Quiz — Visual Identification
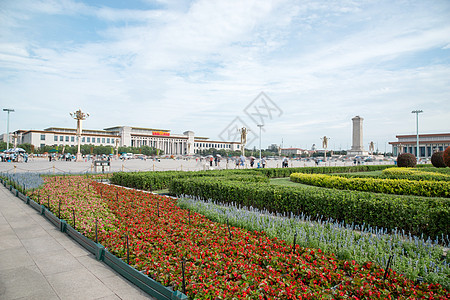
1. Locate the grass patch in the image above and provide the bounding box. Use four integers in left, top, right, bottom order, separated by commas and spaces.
333, 170, 384, 176
153, 188, 170, 194
269, 177, 311, 188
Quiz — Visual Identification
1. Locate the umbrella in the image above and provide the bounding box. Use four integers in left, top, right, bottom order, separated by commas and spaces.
249, 156, 256, 159
3, 148, 26, 153
216, 154, 222, 157
49, 149, 58, 153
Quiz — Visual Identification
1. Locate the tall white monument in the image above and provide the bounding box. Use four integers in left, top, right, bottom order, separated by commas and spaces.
347, 116, 368, 156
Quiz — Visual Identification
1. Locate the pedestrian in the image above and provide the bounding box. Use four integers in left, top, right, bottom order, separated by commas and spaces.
261, 157, 266, 168
282, 157, 288, 168
209, 156, 213, 167
240, 155, 245, 167
250, 157, 255, 168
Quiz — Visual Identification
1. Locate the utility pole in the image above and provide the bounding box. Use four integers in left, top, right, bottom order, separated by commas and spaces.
411, 110, 423, 159
3, 109, 15, 149
257, 124, 264, 160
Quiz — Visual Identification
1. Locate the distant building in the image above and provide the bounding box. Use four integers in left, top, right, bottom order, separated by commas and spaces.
280, 148, 308, 155
1, 126, 240, 155
389, 133, 450, 158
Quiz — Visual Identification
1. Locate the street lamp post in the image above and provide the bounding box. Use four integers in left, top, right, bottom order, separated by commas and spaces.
257, 124, 264, 160
3, 109, 15, 149
70, 109, 89, 162
411, 110, 423, 159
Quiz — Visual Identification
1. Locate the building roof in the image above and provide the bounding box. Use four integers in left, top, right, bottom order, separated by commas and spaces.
281, 147, 306, 150
194, 139, 240, 144
395, 133, 450, 138
103, 126, 170, 132
389, 140, 450, 145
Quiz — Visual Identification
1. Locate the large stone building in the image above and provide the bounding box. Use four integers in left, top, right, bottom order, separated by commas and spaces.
280, 148, 309, 156
2, 126, 241, 156
389, 133, 450, 158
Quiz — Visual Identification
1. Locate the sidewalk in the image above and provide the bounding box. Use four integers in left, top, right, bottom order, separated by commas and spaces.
0, 185, 154, 300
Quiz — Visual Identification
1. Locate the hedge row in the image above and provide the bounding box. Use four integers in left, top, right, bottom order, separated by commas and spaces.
408, 167, 450, 175
330, 167, 450, 181
381, 168, 450, 182
169, 177, 450, 238
290, 173, 450, 197
254, 165, 393, 178
110, 170, 267, 190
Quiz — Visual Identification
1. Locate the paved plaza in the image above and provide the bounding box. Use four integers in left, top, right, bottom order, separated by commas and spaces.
0, 156, 393, 174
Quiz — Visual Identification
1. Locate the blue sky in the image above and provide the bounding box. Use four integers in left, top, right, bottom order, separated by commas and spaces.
1, 0, 449, 152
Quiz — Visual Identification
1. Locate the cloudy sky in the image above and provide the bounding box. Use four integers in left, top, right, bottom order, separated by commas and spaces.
1, 0, 449, 152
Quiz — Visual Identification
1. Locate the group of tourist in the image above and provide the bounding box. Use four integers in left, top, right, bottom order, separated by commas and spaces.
0, 152, 29, 163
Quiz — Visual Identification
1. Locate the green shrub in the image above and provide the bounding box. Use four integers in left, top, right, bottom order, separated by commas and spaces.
417, 167, 450, 175
431, 151, 446, 168
397, 153, 417, 168
255, 165, 392, 178
381, 167, 450, 181
110, 169, 267, 190
444, 146, 450, 167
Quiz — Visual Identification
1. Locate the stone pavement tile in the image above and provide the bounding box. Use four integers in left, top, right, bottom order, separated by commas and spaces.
0, 201, 27, 213
13, 224, 49, 240
59, 236, 92, 257
0, 230, 22, 251
0, 247, 35, 271
46, 267, 115, 300
21, 234, 65, 255
100, 275, 154, 300
77, 254, 118, 279
114, 288, 154, 300
46, 226, 71, 240
0, 264, 59, 300
109, 277, 154, 300
32, 248, 84, 276
0, 223, 13, 233
32, 215, 59, 231
0, 214, 7, 225
7, 218, 40, 230
76, 255, 154, 299
99, 272, 143, 291
94, 295, 122, 300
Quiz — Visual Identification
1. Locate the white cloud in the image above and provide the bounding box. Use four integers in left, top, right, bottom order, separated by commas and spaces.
1, 0, 449, 150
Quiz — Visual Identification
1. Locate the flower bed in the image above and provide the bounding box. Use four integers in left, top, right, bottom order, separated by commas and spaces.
29, 176, 118, 239
28, 176, 449, 299
178, 197, 450, 289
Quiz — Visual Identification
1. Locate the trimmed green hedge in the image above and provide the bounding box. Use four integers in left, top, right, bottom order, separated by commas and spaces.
381, 168, 450, 182
110, 170, 267, 190
254, 165, 393, 178
169, 177, 449, 238
290, 173, 450, 197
